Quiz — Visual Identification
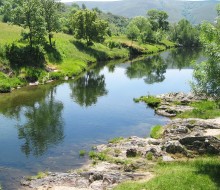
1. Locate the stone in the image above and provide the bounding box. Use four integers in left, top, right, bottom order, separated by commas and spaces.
179, 136, 220, 154
126, 149, 137, 157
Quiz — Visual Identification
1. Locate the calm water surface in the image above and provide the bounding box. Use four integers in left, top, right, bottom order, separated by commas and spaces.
0, 48, 202, 189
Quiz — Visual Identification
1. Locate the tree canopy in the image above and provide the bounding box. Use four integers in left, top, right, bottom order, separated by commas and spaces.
70, 9, 108, 45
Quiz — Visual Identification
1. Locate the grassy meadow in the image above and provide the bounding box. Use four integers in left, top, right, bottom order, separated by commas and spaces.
0, 21, 175, 92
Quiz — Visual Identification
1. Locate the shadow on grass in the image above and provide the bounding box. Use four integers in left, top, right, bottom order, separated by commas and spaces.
72, 40, 109, 61
195, 158, 220, 188
6, 44, 46, 71
44, 44, 62, 64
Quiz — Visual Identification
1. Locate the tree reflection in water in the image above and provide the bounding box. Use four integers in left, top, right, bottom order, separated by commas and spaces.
0, 86, 65, 157
70, 71, 108, 107
18, 92, 64, 156
126, 55, 167, 84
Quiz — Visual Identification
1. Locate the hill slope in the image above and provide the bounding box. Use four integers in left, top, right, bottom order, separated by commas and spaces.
68, 0, 218, 24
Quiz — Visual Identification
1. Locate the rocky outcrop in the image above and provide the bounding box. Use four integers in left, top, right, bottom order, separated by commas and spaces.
20, 162, 153, 190
155, 92, 207, 117
21, 117, 220, 190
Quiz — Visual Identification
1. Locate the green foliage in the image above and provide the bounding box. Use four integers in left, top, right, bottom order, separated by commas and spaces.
88, 151, 108, 161
106, 41, 122, 49
41, 0, 62, 46
0, 72, 23, 92
178, 100, 220, 119
192, 20, 220, 98
114, 157, 220, 190
126, 16, 156, 43
147, 9, 169, 31
169, 19, 200, 47
79, 150, 86, 157
49, 72, 64, 80
150, 125, 164, 139
108, 137, 124, 144
70, 9, 108, 45
146, 152, 153, 160
126, 24, 139, 41
11, 0, 47, 47
134, 95, 161, 108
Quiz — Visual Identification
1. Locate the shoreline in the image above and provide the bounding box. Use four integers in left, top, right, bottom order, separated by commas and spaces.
20, 92, 220, 190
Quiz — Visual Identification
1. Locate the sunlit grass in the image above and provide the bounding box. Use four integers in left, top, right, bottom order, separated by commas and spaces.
114, 156, 220, 190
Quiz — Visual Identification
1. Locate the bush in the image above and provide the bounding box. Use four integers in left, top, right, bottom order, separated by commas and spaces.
107, 41, 122, 49
49, 72, 64, 80
0, 83, 11, 93
150, 125, 164, 139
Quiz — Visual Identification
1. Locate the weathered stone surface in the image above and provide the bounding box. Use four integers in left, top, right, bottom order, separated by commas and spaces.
154, 92, 208, 117
179, 136, 220, 154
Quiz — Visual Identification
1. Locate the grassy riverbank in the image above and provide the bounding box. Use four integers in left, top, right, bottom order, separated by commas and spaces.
114, 156, 220, 190
0, 22, 175, 92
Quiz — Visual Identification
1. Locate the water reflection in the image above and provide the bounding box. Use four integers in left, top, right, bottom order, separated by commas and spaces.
17, 90, 64, 156
0, 85, 64, 157
70, 71, 108, 107
166, 48, 202, 69
126, 55, 167, 84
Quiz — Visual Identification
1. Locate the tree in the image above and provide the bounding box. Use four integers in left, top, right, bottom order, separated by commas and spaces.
126, 23, 139, 42
71, 9, 108, 45
126, 16, 154, 43
169, 19, 200, 47
41, 0, 62, 46
192, 21, 220, 98
147, 9, 169, 31
10, 0, 47, 47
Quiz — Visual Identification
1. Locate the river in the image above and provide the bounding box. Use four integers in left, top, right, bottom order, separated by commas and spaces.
0, 48, 203, 189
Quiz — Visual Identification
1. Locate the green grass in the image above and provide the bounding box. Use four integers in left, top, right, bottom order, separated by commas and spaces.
150, 125, 164, 139
0, 21, 175, 90
178, 100, 220, 119
134, 96, 161, 108
0, 72, 24, 92
108, 137, 124, 144
114, 157, 220, 190
27, 171, 48, 180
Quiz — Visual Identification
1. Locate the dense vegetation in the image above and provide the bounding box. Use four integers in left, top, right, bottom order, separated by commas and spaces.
0, 0, 202, 93
191, 6, 220, 99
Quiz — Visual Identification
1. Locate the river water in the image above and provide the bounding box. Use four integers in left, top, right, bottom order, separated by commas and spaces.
0, 48, 202, 189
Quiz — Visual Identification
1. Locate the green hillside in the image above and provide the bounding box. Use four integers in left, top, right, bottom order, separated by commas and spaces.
71, 0, 218, 24
0, 21, 175, 92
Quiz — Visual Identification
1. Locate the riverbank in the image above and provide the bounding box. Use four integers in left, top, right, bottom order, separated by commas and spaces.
0, 22, 175, 93
20, 92, 220, 190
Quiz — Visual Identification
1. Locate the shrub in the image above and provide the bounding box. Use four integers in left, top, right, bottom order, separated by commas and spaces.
49, 72, 64, 80
0, 83, 11, 93
150, 125, 164, 139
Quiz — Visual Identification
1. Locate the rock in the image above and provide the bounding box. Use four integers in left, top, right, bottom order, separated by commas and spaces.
179, 136, 220, 154
162, 155, 174, 162
164, 141, 186, 155
126, 149, 137, 157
